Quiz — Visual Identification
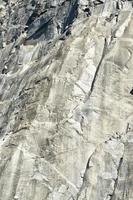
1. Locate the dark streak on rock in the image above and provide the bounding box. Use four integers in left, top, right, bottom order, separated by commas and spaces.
76, 152, 94, 199
86, 38, 108, 100
109, 157, 124, 200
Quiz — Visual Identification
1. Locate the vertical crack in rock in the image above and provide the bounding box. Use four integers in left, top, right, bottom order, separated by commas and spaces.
88, 38, 108, 98
76, 152, 94, 200
109, 156, 124, 200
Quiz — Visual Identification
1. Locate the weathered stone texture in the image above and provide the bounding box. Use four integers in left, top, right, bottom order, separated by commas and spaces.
0, 0, 133, 200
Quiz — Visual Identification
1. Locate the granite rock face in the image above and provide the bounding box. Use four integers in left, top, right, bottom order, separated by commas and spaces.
0, 0, 133, 199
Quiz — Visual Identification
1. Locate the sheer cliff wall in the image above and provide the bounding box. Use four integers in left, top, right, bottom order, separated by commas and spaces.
0, 1, 133, 200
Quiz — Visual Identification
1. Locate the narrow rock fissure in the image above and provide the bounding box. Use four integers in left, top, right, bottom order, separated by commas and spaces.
86, 38, 108, 100
109, 156, 124, 200
76, 152, 95, 200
